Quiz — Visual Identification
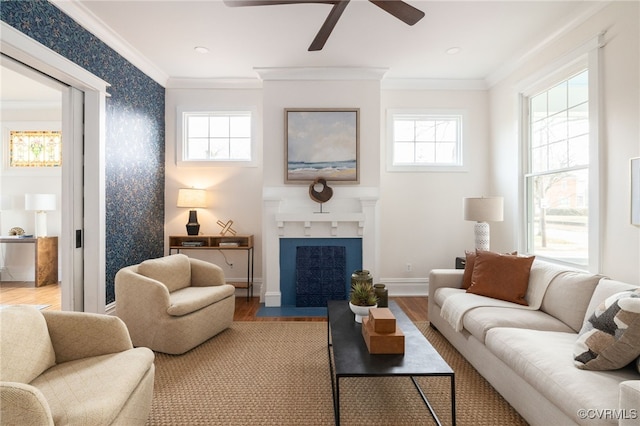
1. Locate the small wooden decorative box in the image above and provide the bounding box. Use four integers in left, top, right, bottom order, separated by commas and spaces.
362, 315, 405, 354
369, 308, 397, 334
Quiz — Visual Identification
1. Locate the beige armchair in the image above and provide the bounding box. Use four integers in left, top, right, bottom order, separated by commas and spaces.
0, 305, 155, 426
115, 253, 235, 355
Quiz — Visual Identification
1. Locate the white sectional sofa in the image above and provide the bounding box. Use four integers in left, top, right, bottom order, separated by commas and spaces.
429, 260, 640, 426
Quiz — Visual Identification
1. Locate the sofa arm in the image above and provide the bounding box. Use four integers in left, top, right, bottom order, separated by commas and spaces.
1, 382, 54, 425
190, 257, 226, 287
42, 311, 133, 364
429, 269, 464, 298
619, 380, 640, 425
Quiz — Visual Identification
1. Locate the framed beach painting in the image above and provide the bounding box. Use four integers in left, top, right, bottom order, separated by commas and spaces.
285, 108, 359, 183
632, 157, 640, 226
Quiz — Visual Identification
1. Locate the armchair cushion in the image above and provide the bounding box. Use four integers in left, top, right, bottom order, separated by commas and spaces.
138, 253, 191, 292
31, 348, 154, 425
0, 306, 56, 383
168, 285, 236, 316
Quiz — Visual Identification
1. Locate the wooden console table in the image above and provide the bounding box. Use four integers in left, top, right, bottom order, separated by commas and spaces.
0, 236, 58, 287
168, 235, 254, 300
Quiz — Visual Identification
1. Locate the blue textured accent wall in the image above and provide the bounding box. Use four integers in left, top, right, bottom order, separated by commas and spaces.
1, 0, 166, 304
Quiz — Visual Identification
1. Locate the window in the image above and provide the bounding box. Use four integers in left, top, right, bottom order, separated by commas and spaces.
387, 110, 464, 172
178, 109, 254, 166
9, 130, 62, 167
523, 68, 594, 267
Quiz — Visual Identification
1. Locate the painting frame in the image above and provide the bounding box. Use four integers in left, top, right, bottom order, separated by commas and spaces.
285, 108, 360, 184
632, 157, 640, 226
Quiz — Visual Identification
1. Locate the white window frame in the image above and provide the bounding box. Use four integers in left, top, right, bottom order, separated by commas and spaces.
386, 109, 466, 172
176, 106, 258, 167
518, 36, 602, 273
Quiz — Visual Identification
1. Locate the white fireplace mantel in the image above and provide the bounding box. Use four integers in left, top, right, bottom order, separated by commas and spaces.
275, 212, 366, 236
262, 187, 379, 307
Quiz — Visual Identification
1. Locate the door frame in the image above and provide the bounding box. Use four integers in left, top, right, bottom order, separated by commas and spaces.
1, 22, 109, 313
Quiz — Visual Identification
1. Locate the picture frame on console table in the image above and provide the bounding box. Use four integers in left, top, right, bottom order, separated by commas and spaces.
632, 157, 640, 226
284, 108, 359, 184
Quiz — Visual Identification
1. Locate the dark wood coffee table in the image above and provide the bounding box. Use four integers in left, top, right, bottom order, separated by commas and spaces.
327, 300, 455, 426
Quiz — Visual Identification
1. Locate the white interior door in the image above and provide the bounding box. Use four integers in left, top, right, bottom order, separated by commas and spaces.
61, 86, 84, 311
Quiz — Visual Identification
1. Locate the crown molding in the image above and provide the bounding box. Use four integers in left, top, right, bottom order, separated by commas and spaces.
50, 0, 169, 87
381, 78, 487, 91
254, 66, 388, 81
485, 0, 611, 88
166, 77, 263, 90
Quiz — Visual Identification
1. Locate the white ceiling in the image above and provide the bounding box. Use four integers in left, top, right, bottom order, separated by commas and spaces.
50, 0, 608, 88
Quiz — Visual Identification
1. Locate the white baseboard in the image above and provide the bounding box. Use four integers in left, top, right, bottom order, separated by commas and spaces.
378, 278, 429, 297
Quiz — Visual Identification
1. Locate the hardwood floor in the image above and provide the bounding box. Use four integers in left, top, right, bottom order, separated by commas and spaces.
0, 282, 428, 322
0, 281, 61, 310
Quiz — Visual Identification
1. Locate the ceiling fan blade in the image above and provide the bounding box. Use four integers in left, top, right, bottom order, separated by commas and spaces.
308, 0, 350, 51
368, 0, 425, 26
224, 0, 337, 7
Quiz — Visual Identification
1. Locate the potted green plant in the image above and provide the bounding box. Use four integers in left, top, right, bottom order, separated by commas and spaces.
349, 281, 378, 323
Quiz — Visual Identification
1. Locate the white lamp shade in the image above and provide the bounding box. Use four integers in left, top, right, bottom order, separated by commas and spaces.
25, 194, 57, 211
463, 197, 504, 222
177, 188, 207, 208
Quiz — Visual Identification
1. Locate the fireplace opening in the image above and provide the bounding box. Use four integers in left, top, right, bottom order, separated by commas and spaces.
296, 246, 346, 307
280, 238, 362, 307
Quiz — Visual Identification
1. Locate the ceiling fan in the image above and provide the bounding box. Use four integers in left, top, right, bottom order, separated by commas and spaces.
223, 0, 425, 51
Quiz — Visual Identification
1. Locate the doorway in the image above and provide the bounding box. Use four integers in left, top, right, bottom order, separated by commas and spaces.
0, 56, 65, 310
1, 21, 109, 312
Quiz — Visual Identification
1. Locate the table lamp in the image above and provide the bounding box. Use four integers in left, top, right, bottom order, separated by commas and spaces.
25, 193, 56, 237
463, 196, 503, 251
177, 188, 207, 235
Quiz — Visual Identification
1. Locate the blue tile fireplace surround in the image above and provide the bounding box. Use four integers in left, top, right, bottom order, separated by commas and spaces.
281, 238, 363, 307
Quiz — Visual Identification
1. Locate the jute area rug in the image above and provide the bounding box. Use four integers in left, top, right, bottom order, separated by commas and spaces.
147, 321, 527, 425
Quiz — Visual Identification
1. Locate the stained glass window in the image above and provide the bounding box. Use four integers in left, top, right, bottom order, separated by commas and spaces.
9, 130, 62, 167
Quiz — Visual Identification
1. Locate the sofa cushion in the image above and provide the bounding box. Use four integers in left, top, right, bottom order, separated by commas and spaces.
463, 306, 573, 343
167, 284, 236, 316
467, 251, 535, 305
540, 271, 603, 332
31, 347, 154, 426
0, 306, 56, 383
433, 287, 465, 308
574, 288, 640, 370
138, 254, 191, 293
486, 327, 639, 425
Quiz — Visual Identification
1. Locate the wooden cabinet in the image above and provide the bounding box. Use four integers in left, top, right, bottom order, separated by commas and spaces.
0, 236, 58, 287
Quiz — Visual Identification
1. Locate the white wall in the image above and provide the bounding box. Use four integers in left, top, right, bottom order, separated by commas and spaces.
262, 79, 381, 187
380, 89, 491, 285
489, 1, 640, 283
164, 88, 264, 283
166, 77, 496, 296
165, 1, 639, 294
0, 108, 62, 281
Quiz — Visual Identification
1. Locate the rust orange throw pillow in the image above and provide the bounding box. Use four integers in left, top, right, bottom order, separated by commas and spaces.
462, 251, 476, 289
466, 251, 535, 305
462, 250, 517, 289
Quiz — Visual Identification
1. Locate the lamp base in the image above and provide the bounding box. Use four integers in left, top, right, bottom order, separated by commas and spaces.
35, 211, 48, 237
186, 210, 200, 236
474, 221, 490, 251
